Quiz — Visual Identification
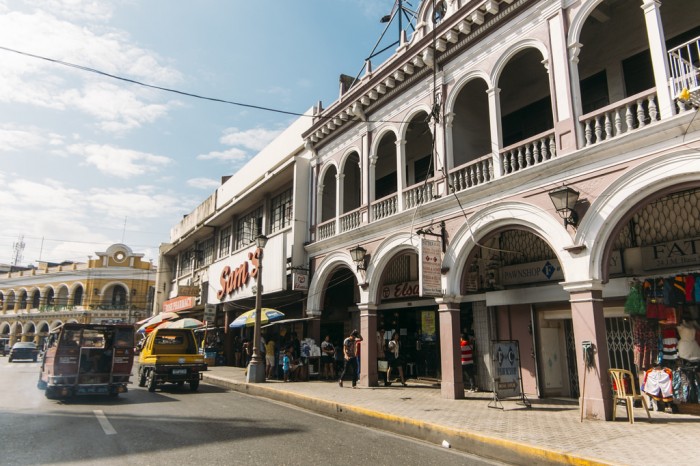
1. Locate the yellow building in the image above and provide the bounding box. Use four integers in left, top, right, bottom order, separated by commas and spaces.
0, 244, 155, 346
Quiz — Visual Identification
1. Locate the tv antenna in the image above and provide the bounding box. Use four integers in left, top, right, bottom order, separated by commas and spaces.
352, 0, 419, 85
12, 234, 25, 267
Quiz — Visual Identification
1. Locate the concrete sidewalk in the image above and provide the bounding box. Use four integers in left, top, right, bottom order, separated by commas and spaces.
202, 366, 700, 466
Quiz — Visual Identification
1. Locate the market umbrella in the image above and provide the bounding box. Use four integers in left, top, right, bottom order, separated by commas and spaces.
137, 312, 179, 334
229, 308, 285, 328
159, 318, 205, 329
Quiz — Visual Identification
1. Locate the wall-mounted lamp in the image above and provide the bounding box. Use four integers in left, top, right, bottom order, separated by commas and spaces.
549, 186, 580, 228
255, 234, 269, 249
350, 245, 367, 271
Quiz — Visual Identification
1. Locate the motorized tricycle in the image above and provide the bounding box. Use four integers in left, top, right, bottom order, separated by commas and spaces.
37, 323, 135, 399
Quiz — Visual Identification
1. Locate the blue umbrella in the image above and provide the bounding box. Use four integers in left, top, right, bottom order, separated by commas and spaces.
229, 308, 285, 328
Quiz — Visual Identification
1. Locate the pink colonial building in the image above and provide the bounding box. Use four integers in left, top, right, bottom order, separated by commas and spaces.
302, 0, 700, 420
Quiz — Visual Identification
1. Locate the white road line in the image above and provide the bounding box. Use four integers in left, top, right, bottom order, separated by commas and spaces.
94, 410, 117, 435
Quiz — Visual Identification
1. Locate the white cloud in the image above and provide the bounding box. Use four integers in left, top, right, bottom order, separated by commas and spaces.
0, 124, 48, 152
67, 143, 173, 178
87, 185, 182, 219
0, 6, 182, 132
220, 127, 281, 151
31, 0, 115, 22
186, 177, 221, 190
196, 147, 248, 162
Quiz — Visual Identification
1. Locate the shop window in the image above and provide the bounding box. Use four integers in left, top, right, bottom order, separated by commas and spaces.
218, 226, 231, 259
179, 249, 193, 276
235, 206, 263, 250
197, 237, 215, 268
270, 188, 293, 233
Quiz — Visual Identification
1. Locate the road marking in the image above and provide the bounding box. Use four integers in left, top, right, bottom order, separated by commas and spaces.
94, 410, 117, 435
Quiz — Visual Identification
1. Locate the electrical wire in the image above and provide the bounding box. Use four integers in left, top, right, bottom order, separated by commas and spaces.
0, 45, 422, 126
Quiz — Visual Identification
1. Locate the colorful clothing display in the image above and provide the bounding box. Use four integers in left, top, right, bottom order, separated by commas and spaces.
642, 367, 674, 402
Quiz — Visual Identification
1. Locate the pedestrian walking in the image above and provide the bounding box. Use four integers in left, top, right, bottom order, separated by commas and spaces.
386, 332, 406, 386
339, 329, 363, 388
461, 333, 476, 391
321, 335, 336, 380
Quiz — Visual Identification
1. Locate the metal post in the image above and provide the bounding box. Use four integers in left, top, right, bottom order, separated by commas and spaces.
246, 245, 265, 383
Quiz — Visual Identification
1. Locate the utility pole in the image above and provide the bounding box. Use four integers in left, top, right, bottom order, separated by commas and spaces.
11, 235, 25, 271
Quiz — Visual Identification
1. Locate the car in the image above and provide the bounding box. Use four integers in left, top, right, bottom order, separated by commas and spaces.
8, 342, 39, 362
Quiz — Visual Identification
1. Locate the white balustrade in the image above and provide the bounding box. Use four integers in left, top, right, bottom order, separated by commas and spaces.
371, 194, 398, 221
500, 130, 557, 175
403, 180, 438, 209
579, 90, 659, 147
316, 219, 336, 241
448, 154, 494, 193
339, 209, 362, 232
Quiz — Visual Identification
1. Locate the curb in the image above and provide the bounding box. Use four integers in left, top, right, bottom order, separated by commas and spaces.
203, 373, 615, 466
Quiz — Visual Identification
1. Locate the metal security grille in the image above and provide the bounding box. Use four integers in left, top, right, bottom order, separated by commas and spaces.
613, 188, 700, 249
564, 316, 634, 399
605, 317, 635, 374
564, 320, 579, 398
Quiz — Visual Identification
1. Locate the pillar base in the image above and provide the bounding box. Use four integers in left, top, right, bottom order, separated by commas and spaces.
246, 361, 266, 383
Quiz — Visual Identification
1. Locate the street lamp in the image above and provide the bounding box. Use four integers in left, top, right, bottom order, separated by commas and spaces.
246, 234, 268, 383
549, 186, 580, 228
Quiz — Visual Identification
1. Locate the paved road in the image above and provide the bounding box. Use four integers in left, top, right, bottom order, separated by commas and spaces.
0, 359, 507, 465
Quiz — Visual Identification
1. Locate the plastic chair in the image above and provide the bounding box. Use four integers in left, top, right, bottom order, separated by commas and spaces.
608, 368, 651, 423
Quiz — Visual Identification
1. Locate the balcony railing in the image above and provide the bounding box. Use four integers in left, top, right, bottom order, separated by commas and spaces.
340, 207, 363, 233
500, 130, 557, 175
371, 193, 398, 221
317, 219, 336, 241
579, 89, 659, 147
448, 153, 494, 194
668, 36, 700, 98
403, 179, 438, 209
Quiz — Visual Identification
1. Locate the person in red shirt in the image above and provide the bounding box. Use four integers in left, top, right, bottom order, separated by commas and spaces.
460, 333, 476, 392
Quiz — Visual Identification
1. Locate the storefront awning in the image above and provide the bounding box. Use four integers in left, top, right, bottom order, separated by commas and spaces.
261, 317, 318, 328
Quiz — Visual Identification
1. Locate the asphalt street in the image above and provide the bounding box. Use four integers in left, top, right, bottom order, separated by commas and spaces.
0, 358, 507, 466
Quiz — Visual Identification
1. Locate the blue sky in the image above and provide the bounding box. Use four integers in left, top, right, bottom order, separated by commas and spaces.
0, 0, 402, 265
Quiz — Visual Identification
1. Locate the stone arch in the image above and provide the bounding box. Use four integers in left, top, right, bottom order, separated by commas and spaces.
581, 149, 700, 283
567, 0, 607, 49
56, 284, 70, 306
319, 163, 338, 223
370, 126, 400, 157
50, 321, 64, 331
36, 321, 50, 334
443, 201, 575, 296
445, 70, 493, 113
339, 146, 362, 174
398, 105, 433, 142
0, 322, 10, 335
307, 251, 364, 313
364, 232, 421, 305
490, 38, 549, 85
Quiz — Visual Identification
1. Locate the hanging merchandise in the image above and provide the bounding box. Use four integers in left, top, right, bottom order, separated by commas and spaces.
661, 327, 679, 362
624, 280, 646, 316
645, 278, 665, 319
632, 316, 658, 370
642, 366, 674, 403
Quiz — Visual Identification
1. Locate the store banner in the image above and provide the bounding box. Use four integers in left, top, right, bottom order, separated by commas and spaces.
292, 272, 308, 291
641, 237, 700, 271
162, 296, 195, 313
419, 237, 443, 297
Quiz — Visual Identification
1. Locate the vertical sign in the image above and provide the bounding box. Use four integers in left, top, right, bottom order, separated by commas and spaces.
488, 340, 529, 408
419, 237, 442, 297
203, 304, 217, 323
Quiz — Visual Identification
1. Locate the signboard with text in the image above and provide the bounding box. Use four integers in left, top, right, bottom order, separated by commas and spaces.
419, 237, 443, 297
162, 296, 195, 313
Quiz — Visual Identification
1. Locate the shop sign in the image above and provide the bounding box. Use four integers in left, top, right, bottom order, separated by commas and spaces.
501, 260, 564, 285
420, 311, 436, 342
491, 340, 524, 400
216, 248, 262, 300
641, 237, 700, 271
203, 304, 217, 323
292, 272, 308, 291
381, 281, 420, 300
178, 285, 200, 297
419, 238, 443, 297
163, 296, 195, 313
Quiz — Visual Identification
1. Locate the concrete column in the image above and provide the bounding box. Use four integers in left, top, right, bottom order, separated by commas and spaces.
315, 183, 324, 226
395, 139, 406, 212
486, 87, 503, 179
642, 0, 674, 119
444, 111, 455, 171
361, 130, 370, 209
437, 298, 465, 399
359, 303, 379, 387
547, 12, 577, 154
335, 172, 344, 233
566, 286, 612, 421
